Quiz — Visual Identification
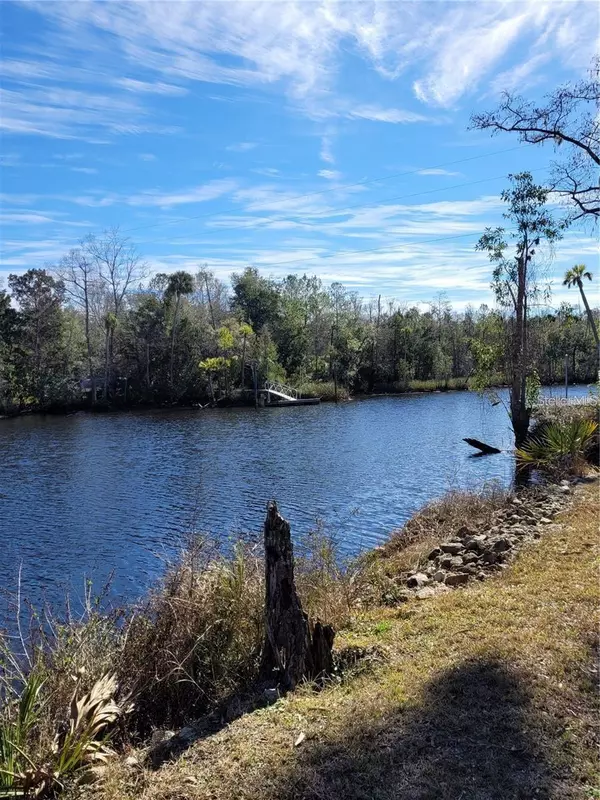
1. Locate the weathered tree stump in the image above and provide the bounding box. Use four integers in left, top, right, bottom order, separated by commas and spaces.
310, 620, 335, 680
261, 501, 335, 688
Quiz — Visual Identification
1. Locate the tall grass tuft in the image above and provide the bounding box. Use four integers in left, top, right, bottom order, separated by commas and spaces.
116, 539, 265, 734
361, 485, 510, 605
0, 669, 44, 797
408, 377, 470, 392
298, 382, 350, 401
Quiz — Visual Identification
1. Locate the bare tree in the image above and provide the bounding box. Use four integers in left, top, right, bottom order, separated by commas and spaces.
83, 229, 147, 399
53, 248, 99, 404
84, 228, 147, 316
471, 58, 599, 223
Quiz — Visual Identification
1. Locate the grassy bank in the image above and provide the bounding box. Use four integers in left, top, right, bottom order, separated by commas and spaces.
85, 479, 599, 800
0, 487, 511, 794
2, 477, 598, 798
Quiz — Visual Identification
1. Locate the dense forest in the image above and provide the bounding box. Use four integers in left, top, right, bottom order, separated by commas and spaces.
0, 230, 597, 414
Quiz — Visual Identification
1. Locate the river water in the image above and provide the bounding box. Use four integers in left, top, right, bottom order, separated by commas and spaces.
0, 386, 590, 615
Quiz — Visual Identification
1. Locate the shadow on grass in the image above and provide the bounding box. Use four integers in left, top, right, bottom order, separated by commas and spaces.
272, 657, 561, 800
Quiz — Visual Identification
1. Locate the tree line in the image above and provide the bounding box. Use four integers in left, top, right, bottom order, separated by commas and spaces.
0, 241, 597, 415
1, 60, 598, 421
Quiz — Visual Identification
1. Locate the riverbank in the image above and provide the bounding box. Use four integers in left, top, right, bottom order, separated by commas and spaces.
84, 477, 599, 800
4, 379, 597, 421
2, 475, 597, 798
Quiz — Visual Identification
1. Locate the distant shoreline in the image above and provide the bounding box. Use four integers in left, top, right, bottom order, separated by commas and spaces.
2, 382, 596, 421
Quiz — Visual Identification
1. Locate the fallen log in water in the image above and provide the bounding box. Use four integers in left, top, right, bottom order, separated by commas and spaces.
463, 437, 502, 455
261, 501, 335, 688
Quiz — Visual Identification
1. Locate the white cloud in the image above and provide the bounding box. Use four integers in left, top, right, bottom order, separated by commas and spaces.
489, 53, 550, 96
53, 153, 83, 161
318, 169, 342, 181
417, 168, 461, 177
348, 105, 428, 124
226, 142, 258, 152
115, 78, 188, 95
5, 0, 595, 143
413, 12, 531, 107
0, 86, 178, 140
320, 135, 334, 164
139, 153, 156, 161
126, 179, 237, 208
411, 2, 598, 107
71, 166, 97, 174
252, 167, 280, 177
0, 213, 57, 224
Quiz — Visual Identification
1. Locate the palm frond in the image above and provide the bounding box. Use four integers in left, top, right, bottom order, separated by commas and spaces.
517, 418, 598, 469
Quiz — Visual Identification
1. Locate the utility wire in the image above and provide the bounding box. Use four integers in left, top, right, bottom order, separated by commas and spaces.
139, 168, 549, 248
122, 143, 532, 236
240, 231, 486, 270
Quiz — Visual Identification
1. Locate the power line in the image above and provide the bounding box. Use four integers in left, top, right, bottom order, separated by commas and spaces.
244, 231, 485, 270
140, 169, 548, 248
122, 143, 532, 236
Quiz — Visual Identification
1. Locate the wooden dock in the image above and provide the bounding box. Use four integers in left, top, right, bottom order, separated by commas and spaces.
260, 382, 321, 407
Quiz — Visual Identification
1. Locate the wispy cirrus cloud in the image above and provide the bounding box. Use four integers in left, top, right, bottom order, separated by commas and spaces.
226, 142, 258, 152
416, 168, 462, 177
320, 135, 334, 164
127, 179, 237, 208
411, 2, 597, 107
23, 0, 597, 117
68, 178, 238, 209
115, 78, 188, 96
318, 169, 342, 181
0, 85, 179, 140
348, 105, 428, 124
1, 212, 59, 224
2, 0, 595, 151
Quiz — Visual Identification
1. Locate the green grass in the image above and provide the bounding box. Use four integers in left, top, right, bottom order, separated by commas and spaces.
297, 381, 350, 401
370, 377, 472, 394
408, 377, 470, 392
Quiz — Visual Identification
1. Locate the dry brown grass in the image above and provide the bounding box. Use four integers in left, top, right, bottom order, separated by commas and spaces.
116, 540, 265, 735
82, 480, 600, 800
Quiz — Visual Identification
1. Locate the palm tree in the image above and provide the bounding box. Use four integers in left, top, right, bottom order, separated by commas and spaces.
563, 264, 599, 350
166, 271, 194, 387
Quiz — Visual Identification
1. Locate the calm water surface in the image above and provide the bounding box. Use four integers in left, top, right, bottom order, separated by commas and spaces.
0, 387, 590, 613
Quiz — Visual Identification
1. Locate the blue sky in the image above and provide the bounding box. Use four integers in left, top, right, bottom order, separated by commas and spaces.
1, 0, 598, 310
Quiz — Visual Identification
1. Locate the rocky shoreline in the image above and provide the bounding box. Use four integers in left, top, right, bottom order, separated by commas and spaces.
401, 479, 579, 600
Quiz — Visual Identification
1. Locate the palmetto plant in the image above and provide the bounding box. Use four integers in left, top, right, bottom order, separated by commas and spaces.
51, 672, 123, 781
516, 418, 598, 471
0, 671, 126, 798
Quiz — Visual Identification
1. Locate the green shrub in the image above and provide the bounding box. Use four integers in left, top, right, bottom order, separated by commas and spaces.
516, 418, 598, 474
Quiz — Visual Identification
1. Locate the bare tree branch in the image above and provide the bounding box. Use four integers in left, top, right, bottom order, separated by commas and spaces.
471, 57, 599, 223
